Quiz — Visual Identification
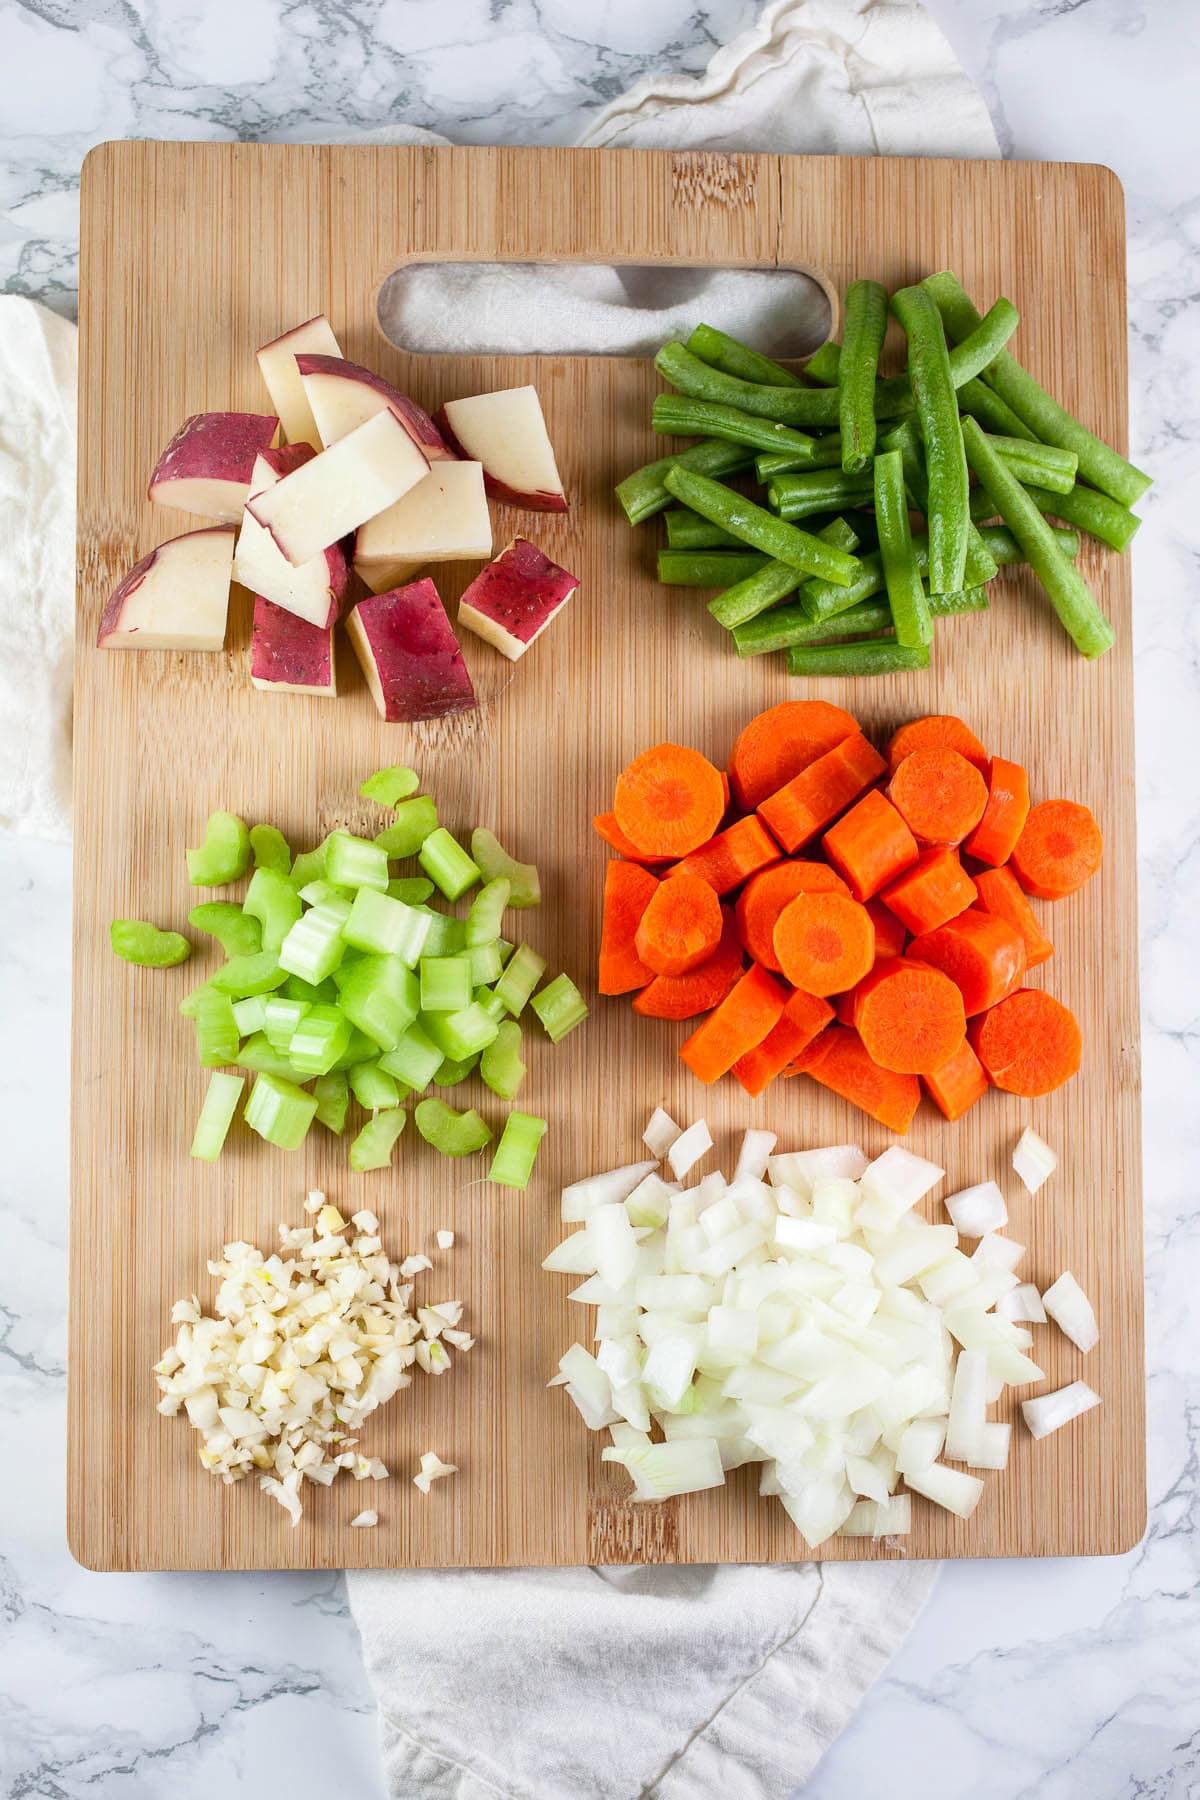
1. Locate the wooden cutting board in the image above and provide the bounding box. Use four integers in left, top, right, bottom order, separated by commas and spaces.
69, 142, 1143, 1570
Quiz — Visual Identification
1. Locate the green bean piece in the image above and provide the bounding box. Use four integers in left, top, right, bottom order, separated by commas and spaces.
800, 551, 887, 624
944, 296, 1021, 384
766, 470, 874, 521
976, 524, 1080, 564
961, 417, 1114, 658
657, 549, 770, 587
924, 269, 1151, 508
249, 824, 292, 875
663, 508, 744, 551
803, 342, 842, 385
662, 466, 862, 586
878, 417, 999, 585
1019, 483, 1141, 555
733, 584, 987, 657
615, 438, 755, 527
685, 323, 804, 388
755, 436, 846, 482
708, 519, 860, 630
932, 586, 991, 618
891, 284, 970, 595
987, 433, 1078, 495
110, 918, 192, 968
654, 343, 841, 429
652, 394, 818, 459
956, 375, 1038, 442
838, 280, 889, 473
786, 640, 931, 678
873, 450, 932, 648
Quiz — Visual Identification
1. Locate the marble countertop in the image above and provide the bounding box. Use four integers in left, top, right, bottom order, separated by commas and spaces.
2, 1, 1197, 1795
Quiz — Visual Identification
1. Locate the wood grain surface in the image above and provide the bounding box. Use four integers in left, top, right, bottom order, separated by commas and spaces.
69, 142, 1144, 1570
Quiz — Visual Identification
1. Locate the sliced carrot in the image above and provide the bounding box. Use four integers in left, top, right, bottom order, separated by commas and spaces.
880, 846, 977, 936
598, 860, 658, 995
736, 860, 850, 972
1010, 799, 1103, 900
835, 958, 883, 1025
888, 747, 988, 847
632, 907, 744, 1020
797, 1026, 921, 1134
612, 742, 726, 859
866, 899, 907, 959
852, 959, 966, 1075
672, 814, 779, 895
970, 989, 1082, 1097
923, 1037, 988, 1121
728, 700, 859, 810
773, 890, 875, 997
823, 788, 919, 900
757, 731, 887, 854
592, 812, 673, 865
679, 962, 788, 1084
907, 909, 1027, 1015
633, 872, 722, 977
886, 714, 988, 776
973, 866, 1053, 969
963, 756, 1030, 867
732, 989, 834, 1097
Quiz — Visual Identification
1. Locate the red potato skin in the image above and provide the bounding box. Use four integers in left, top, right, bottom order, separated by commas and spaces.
148, 412, 278, 496
250, 596, 334, 691
348, 577, 476, 722
294, 355, 454, 461
96, 525, 235, 646
433, 408, 569, 511
244, 444, 351, 626
458, 538, 579, 653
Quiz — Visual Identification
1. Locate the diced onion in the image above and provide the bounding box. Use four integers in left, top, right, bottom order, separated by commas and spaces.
768, 1145, 867, 1195
643, 1107, 682, 1158
904, 1460, 985, 1518
734, 1128, 777, 1182
668, 1120, 714, 1180
1013, 1126, 1057, 1195
966, 1421, 1011, 1470
413, 1450, 458, 1492
944, 1348, 988, 1462
1041, 1271, 1099, 1353
350, 1509, 379, 1527
839, 1494, 912, 1537
943, 1181, 1008, 1237
973, 1233, 1026, 1272
436, 1229, 455, 1250
561, 1161, 658, 1223
1021, 1381, 1101, 1439
996, 1283, 1047, 1323
856, 1147, 945, 1231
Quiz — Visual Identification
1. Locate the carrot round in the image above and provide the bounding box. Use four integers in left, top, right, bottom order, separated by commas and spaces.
797, 1025, 921, 1133
888, 747, 988, 846
823, 788, 919, 900
773, 890, 875, 997
835, 959, 882, 1025
736, 860, 850, 971
973, 865, 1053, 969
907, 909, 1027, 1015
680, 963, 787, 1085
757, 731, 887, 853
634, 872, 722, 976
880, 845, 977, 936
632, 907, 744, 1020
613, 742, 726, 858
593, 811, 674, 865
728, 700, 858, 809
924, 1037, 988, 1121
971, 989, 1082, 1096
732, 988, 834, 1097
598, 860, 658, 994
673, 814, 779, 895
963, 756, 1030, 867
866, 899, 907, 959
853, 959, 966, 1075
1010, 799, 1103, 899
886, 714, 988, 776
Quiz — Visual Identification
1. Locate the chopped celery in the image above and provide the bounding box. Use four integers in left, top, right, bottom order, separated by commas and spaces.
186, 811, 252, 886
349, 1060, 404, 1110
244, 1072, 318, 1150
326, 830, 390, 893
496, 937, 514, 962
493, 943, 547, 1017
374, 797, 439, 859
349, 1107, 408, 1172
474, 985, 508, 1023
192, 989, 240, 1067
433, 1054, 479, 1087
420, 955, 473, 1013
480, 1020, 526, 1100
188, 902, 262, 957
531, 973, 589, 1043
179, 982, 215, 1018
190, 1072, 245, 1161
379, 1021, 443, 1090
329, 1025, 382, 1071
278, 896, 351, 985
488, 1110, 547, 1189
288, 1004, 352, 1076
414, 1097, 493, 1157
466, 877, 510, 947
313, 1070, 349, 1134
467, 940, 505, 987
210, 950, 288, 997
249, 823, 292, 874
262, 994, 310, 1052
236, 1032, 310, 1082
335, 954, 419, 1051
422, 1001, 500, 1062
360, 765, 420, 806
344, 887, 433, 964
387, 876, 435, 905
415, 909, 467, 956
298, 879, 354, 908
231, 994, 267, 1036
110, 918, 191, 968
470, 829, 541, 908
243, 867, 302, 954
289, 841, 329, 888
282, 973, 338, 1005
418, 827, 481, 901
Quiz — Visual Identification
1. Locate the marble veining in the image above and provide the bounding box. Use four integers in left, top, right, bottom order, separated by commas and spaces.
1, 1, 1198, 1795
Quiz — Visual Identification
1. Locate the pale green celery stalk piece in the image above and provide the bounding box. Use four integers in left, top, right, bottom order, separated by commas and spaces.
469, 829, 541, 908
488, 1111, 547, 1188
188, 902, 262, 957
231, 994, 268, 1036
375, 797, 439, 859
415, 910, 466, 957
388, 876, 435, 905
530, 973, 589, 1043
186, 811, 252, 886
379, 1022, 443, 1090
326, 830, 390, 893
349, 1060, 403, 1110
414, 1097, 493, 1157
433, 1054, 479, 1087
480, 1020, 526, 1100
289, 841, 329, 888
467, 941, 505, 986
313, 1070, 349, 1134
349, 1107, 408, 1172
418, 828, 481, 902
263, 994, 311, 1053
360, 765, 420, 806
493, 944, 547, 1017
466, 877, 510, 947
244, 1072, 318, 1150
179, 982, 214, 1018
422, 1002, 500, 1062
282, 973, 339, 1004
343, 886, 433, 965
192, 989, 240, 1067
330, 1025, 381, 1071
110, 919, 191, 968
236, 1033, 309, 1081
244, 867, 303, 954
335, 954, 420, 1051
249, 823, 292, 874
298, 879, 355, 908
420, 955, 473, 1013
210, 951, 289, 997
278, 896, 352, 985
288, 1004, 352, 1077
474, 986, 508, 1023
190, 1072, 245, 1161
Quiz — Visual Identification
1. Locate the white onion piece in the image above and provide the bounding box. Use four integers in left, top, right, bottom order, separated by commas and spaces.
944, 1349, 989, 1461
966, 1421, 1011, 1470
669, 1120, 714, 1179
641, 1335, 699, 1409
871, 1224, 959, 1287
602, 1437, 724, 1499
944, 1181, 1008, 1237
561, 1161, 658, 1222
845, 1452, 892, 1503
541, 1232, 598, 1276
734, 1128, 777, 1182
1022, 1380, 1101, 1439
625, 1172, 678, 1229
973, 1233, 1026, 1272
413, 1451, 458, 1494
996, 1283, 1047, 1323
895, 1417, 947, 1476
1042, 1271, 1099, 1353
904, 1460, 985, 1518
349, 1509, 378, 1527
1013, 1126, 1057, 1195
767, 1145, 867, 1195
643, 1107, 682, 1158
435, 1229, 455, 1250
839, 1494, 912, 1537
588, 1204, 640, 1290
857, 1146, 945, 1230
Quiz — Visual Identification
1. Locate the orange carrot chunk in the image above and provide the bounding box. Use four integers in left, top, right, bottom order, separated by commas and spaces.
592, 812, 673, 865
886, 714, 988, 776
679, 962, 788, 1084
853, 959, 967, 1075
888, 747, 989, 847
797, 1026, 922, 1134
732, 988, 834, 1098
672, 814, 779, 895
971, 989, 1082, 1097
757, 731, 887, 854
835, 958, 884, 1025
1010, 798, 1104, 900
823, 788, 919, 900
866, 899, 907, 959
773, 890, 875, 997
728, 700, 858, 809
924, 1037, 989, 1121
598, 860, 659, 995
907, 909, 1027, 1015
880, 845, 977, 936
612, 742, 727, 859
973, 865, 1054, 969
633, 871, 722, 977
632, 908, 744, 1020
736, 860, 850, 972
963, 756, 1030, 867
